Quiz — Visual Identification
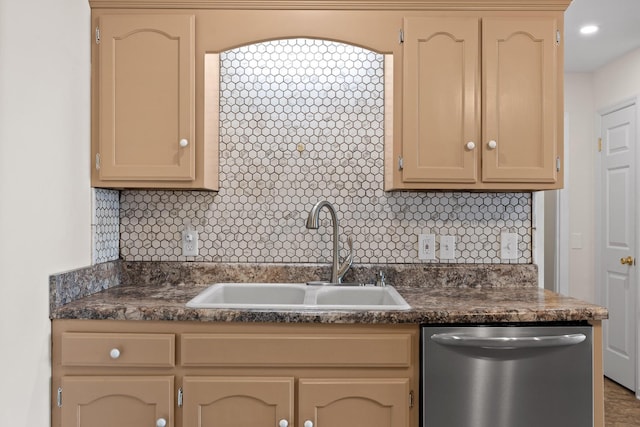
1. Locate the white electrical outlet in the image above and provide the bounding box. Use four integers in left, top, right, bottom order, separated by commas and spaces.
501, 232, 518, 260
182, 228, 199, 257
418, 234, 436, 260
440, 235, 456, 260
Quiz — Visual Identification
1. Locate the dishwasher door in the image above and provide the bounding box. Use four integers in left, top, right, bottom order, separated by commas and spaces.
422, 325, 592, 427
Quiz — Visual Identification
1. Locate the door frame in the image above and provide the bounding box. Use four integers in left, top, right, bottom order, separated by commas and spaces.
595, 95, 640, 398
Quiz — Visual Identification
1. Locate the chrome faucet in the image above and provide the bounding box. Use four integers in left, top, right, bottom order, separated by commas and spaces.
306, 200, 353, 284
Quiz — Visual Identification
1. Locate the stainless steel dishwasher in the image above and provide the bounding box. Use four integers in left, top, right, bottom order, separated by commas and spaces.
422, 324, 593, 427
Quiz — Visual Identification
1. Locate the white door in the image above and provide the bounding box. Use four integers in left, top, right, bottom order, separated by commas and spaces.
599, 102, 637, 393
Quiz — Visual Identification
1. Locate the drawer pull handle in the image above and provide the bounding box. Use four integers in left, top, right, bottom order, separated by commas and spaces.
109, 348, 121, 359
304, 421, 313, 427
279, 420, 288, 427
156, 418, 167, 427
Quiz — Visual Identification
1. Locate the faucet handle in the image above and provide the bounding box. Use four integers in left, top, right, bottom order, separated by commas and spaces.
337, 236, 353, 283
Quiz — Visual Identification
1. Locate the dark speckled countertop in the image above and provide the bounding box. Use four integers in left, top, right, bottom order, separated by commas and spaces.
49, 261, 608, 324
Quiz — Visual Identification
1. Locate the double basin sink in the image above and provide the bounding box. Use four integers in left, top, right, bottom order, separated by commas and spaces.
186, 282, 411, 311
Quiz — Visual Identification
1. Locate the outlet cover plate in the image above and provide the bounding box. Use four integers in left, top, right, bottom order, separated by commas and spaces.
418, 234, 436, 260
182, 229, 199, 257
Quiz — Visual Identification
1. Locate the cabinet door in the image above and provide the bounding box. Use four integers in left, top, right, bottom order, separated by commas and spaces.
482, 17, 559, 183
298, 378, 410, 427
98, 14, 195, 182
402, 17, 480, 184
60, 376, 173, 427
182, 377, 294, 427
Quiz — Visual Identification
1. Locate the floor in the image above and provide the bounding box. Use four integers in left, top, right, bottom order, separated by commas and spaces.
605, 377, 640, 426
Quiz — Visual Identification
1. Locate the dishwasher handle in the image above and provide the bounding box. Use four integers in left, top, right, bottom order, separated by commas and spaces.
430, 332, 586, 349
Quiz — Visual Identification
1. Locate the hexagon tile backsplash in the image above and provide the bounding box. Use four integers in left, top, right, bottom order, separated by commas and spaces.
94, 39, 533, 265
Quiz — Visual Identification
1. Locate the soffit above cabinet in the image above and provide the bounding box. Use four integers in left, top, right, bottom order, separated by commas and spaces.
89, 0, 572, 11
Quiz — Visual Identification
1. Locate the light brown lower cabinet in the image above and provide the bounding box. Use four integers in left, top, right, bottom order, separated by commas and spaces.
182, 377, 294, 427
59, 376, 173, 427
52, 321, 419, 427
298, 378, 410, 427
181, 376, 409, 427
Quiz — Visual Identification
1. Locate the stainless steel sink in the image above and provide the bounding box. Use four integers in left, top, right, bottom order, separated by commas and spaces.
186, 282, 410, 311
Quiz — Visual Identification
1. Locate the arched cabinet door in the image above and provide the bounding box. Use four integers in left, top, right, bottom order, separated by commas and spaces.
60, 376, 173, 427
482, 17, 560, 184
401, 16, 480, 185
96, 14, 195, 183
182, 376, 295, 427
298, 378, 410, 427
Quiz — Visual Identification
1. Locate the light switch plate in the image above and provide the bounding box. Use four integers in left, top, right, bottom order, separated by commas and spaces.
440, 235, 456, 260
501, 232, 518, 260
418, 234, 436, 260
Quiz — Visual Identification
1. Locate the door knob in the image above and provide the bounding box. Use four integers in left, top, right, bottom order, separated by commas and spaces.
465, 141, 476, 150
620, 256, 635, 265
156, 418, 167, 427
278, 420, 288, 427
304, 421, 314, 427
487, 140, 497, 150
179, 138, 189, 148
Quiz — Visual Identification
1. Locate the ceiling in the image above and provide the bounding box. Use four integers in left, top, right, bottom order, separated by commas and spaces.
564, 0, 640, 72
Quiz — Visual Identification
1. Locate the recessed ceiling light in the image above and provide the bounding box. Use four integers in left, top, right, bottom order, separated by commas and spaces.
580, 25, 599, 35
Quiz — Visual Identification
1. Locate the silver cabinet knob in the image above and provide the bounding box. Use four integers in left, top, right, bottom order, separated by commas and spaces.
465, 141, 476, 150
156, 418, 167, 427
304, 421, 313, 427
487, 140, 497, 149
179, 138, 189, 148
278, 420, 288, 427
109, 348, 120, 359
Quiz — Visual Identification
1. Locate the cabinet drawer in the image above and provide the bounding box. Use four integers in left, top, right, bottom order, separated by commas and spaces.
181, 333, 411, 367
61, 333, 175, 367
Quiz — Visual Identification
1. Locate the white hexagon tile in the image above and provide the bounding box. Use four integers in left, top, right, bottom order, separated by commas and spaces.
114, 39, 533, 264
92, 188, 120, 264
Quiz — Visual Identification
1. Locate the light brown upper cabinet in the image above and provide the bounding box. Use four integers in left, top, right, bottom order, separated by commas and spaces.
92, 13, 218, 190
392, 14, 563, 190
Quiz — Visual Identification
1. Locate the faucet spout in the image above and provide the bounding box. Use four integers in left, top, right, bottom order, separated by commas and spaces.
306, 200, 340, 284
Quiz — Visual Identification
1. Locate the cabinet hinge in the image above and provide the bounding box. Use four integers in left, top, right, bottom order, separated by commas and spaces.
57, 387, 63, 408
398, 156, 404, 170
95, 153, 101, 170
95, 26, 100, 44
409, 391, 414, 408
556, 30, 561, 45
178, 387, 183, 407
399, 29, 404, 44
556, 156, 561, 172
598, 137, 603, 152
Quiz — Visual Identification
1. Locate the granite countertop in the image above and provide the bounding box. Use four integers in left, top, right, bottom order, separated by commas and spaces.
49, 261, 608, 324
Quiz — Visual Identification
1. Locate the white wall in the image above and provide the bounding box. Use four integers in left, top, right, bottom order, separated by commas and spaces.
564, 73, 596, 302
0, 0, 91, 425
562, 47, 640, 303
593, 48, 640, 110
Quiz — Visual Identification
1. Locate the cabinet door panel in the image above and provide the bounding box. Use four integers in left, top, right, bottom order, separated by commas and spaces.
299, 378, 409, 427
402, 17, 479, 183
60, 376, 173, 427
482, 17, 558, 183
98, 14, 195, 181
182, 377, 294, 427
